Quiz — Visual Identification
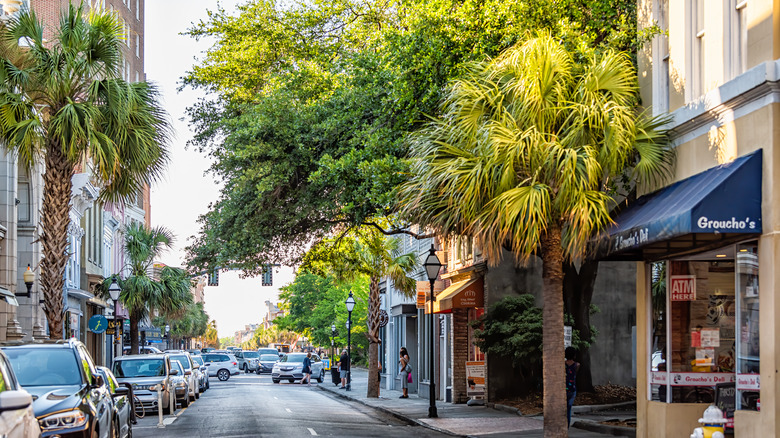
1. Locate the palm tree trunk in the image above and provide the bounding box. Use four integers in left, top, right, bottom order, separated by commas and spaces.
540, 223, 567, 437
39, 144, 74, 339
130, 313, 140, 355
366, 275, 380, 398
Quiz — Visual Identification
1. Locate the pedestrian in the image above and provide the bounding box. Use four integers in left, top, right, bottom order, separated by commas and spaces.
398, 347, 411, 398
301, 352, 312, 386
339, 349, 350, 389
565, 346, 580, 428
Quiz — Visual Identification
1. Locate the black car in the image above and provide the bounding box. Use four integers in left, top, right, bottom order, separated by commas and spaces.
3, 339, 113, 438
96, 366, 133, 438
255, 354, 279, 374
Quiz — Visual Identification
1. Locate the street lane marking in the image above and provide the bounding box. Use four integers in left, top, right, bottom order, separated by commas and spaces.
308, 428, 317, 435
285, 408, 292, 413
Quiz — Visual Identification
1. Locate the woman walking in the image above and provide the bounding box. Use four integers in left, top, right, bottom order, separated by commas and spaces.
301, 352, 313, 386
398, 347, 411, 398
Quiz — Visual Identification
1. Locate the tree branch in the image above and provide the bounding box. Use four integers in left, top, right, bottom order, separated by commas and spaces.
362, 222, 435, 239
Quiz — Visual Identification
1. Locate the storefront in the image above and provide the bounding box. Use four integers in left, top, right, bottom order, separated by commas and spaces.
601, 151, 763, 436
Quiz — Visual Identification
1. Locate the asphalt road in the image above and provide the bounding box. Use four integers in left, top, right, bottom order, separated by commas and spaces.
132, 371, 449, 437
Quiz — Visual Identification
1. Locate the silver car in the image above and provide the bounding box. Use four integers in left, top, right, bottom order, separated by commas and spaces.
169, 361, 190, 408
272, 353, 325, 384
235, 350, 261, 373
113, 354, 176, 414
201, 352, 240, 381
0, 349, 41, 438
191, 355, 210, 391
166, 351, 200, 403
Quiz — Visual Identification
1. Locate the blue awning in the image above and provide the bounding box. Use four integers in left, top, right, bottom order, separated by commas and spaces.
599, 150, 762, 260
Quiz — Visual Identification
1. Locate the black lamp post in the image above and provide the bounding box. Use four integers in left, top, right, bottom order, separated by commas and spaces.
345, 291, 356, 391
423, 244, 442, 418
108, 278, 122, 357
165, 324, 170, 350
20, 264, 34, 297
331, 324, 336, 360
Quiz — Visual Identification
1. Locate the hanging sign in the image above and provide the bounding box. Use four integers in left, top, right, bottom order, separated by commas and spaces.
88, 315, 108, 334
378, 310, 389, 327
670, 275, 696, 301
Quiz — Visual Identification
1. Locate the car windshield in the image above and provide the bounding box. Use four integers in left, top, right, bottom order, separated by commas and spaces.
171, 361, 183, 374
170, 355, 191, 371
192, 356, 204, 366
280, 354, 306, 363
114, 359, 166, 378
260, 354, 278, 361
5, 348, 82, 386
242, 352, 259, 358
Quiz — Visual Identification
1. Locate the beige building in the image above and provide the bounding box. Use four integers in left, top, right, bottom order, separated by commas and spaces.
622, 0, 779, 436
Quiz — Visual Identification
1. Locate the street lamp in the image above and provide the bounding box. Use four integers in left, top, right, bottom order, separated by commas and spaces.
331, 324, 336, 359
20, 264, 34, 297
165, 324, 170, 350
345, 291, 356, 391
423, 244, 442, 418
108, 278, 122, 357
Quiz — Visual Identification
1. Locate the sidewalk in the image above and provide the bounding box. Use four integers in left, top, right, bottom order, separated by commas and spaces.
317, 367, 635, 437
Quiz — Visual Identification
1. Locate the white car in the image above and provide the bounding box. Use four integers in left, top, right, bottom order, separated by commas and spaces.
165, 351, 200, 403
201, 352, 240, 381
0, 349, 41, 438
272, 353, 325, 384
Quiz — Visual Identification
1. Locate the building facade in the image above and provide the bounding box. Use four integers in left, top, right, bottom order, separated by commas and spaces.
624, 1, 777, 435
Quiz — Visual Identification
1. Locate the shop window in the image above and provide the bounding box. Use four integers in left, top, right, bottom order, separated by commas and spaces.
735, 241, 759, 410
468, 308, 485, 361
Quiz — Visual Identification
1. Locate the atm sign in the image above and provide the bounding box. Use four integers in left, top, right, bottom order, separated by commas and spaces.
670, 275, 696, 301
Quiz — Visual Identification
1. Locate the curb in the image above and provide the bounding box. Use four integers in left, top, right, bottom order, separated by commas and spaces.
486, 402, 522, 416
573, 420, 636, 437
317, 385, 464, 437
572, 400, 636, 414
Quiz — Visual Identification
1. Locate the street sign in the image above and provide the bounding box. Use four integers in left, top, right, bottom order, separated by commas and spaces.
88, 315, 108, 334
378, 310, 389, 327
106, 319, 123, 336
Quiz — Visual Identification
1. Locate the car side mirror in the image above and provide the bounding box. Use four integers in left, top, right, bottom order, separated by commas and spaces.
92, 374, 105, 389
169, 369, 179, 376
185, 370, 192, 376
113, 386, 130, 397
0, 390, 32, 412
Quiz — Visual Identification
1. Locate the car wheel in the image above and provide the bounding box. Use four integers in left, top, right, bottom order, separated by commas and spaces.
288, 379, 295, 383
180, 396, 190, 408
206, 380, 210, 389
218, 369, 230, 381
272, 379, 280, 383
317, 370, 324, 383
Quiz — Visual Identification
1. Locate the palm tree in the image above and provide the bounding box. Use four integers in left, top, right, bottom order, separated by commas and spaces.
0, 4, 171, 338
306, 227, 417, 397
399, 35, 673, 436
103, 223, 192, 355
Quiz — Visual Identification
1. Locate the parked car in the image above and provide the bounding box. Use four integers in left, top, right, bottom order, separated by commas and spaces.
256, 354, 279, 374
113, 353, 176, 415
95, 366, 132, 438
165, 351, 199, 402
168, 361, 190, 408
201, 353, 240, 381
235, 350, 260, 373
257, 347, 281, 357
272, 353, 325, 384
191, 355, 209, 391
122, 345, 162, 355
200, 347, 215, 354
0, 349, 41, 438
3, 339, 113, 438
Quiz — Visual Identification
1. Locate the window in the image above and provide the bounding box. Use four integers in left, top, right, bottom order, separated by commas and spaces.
652, 0, 670, 115
686, 0, 705, 101
135, 34, 140, 58
727, 0, 748, 80
735, 242, 759, 410
136, 0, 140, 20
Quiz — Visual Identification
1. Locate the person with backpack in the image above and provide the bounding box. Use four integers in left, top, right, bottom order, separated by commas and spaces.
565, 347, 581, 428
398, 347, 411, 398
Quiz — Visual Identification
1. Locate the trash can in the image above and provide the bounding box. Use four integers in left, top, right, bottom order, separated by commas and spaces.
331, 366, 341, 386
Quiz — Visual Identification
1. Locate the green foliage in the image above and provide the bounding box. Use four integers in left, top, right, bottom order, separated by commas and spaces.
219, 336, 234, 349
154, 302, 209, 340
244, 326, 297, 350
183, 0, 650, 273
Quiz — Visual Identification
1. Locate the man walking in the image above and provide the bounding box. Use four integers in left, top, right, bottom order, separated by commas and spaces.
339, 349, 350, 389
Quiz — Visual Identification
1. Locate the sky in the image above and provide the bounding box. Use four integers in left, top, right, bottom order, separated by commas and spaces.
145, 0, 295, 338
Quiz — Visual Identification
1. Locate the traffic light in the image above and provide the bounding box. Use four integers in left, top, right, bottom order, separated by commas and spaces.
208, 269, 219, 286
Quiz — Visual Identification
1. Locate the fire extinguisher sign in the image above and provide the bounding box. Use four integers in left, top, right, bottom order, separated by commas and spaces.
670, 275, 696, 301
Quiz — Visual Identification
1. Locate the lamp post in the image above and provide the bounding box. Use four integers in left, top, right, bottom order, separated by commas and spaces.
345, 291, 356, 391
423, 244, 442, 418
165, 324, 170, 350
21, 264, 34, 297
331, 324, 336, 360
108, 278, 122, 358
